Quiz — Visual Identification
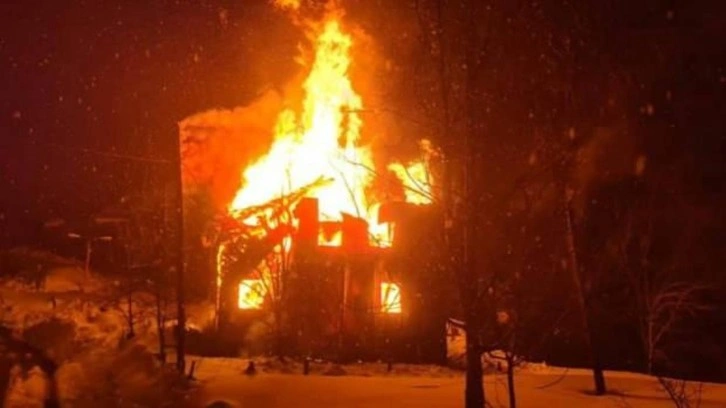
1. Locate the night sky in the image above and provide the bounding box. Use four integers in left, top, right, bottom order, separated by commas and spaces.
0, 0, 300, 245
1, 0, 725, 245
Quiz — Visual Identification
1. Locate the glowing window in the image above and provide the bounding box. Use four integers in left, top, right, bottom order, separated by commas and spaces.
238, 279, 266, 309
381, 282, 402, 314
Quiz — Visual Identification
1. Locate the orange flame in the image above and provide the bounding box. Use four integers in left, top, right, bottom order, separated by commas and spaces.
272, 0, 300, 10
229, 12, 432, 249
222, 8, 435, 311
381, 282, 402, 314
229, 18, 387, 245
388, 161, 432, 205
238, 279, 267, 309
388, 139, 437, 205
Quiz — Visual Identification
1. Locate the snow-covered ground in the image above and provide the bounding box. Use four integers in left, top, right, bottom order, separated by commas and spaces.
192, 357, 726, 407
4, 266, 725, 407
0, 268, 192, 407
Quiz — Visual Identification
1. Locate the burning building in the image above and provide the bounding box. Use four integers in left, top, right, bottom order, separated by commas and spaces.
179, 5, 451, 363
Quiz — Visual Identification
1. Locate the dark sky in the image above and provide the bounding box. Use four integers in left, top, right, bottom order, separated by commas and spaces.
0, 0, 724, 247
0, 0, 299, 244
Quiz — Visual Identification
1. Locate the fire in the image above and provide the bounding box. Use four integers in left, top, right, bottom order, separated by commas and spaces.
381, 282, 402, 314
215, 243, 226, 315
239, 279, 267, 309
229, 17, 386, 245
272, 0, 300, 10
388, 139, 437, 205
388, 161, 432, 205
221, 8, 434, 311
229, 13, 434, 248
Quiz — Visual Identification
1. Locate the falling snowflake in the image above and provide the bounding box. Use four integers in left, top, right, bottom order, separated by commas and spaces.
635, 155, 647, 176
219, 8, 229, 28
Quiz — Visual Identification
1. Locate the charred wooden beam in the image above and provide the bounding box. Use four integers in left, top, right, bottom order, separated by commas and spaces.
227, 176, 332, 224
342, 213, 368, 253
319, 221, 342, 246
377, 201, 410, 224
295, 197, 319, 251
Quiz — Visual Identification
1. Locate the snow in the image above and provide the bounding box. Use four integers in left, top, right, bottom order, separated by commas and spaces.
3, 272, 726, 407
0, 273, 191, 407
192, 359, 726, 408
5, 366, 46, 408
43, 266, 92, 292
190, 356, 461, 380
447, 323, 533, 374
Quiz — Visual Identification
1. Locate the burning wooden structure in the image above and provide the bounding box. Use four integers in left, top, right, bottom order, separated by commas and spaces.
213, 193, 449, 363
182, 3, 451, 363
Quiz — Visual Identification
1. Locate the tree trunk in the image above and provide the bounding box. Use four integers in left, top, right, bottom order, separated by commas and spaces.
646, 316, 654, 374
126, 289, 135, 338
563, 186, 606, 395
464, 326, 484, 408
156, 282, 167, 363
0, 331, 60, 408
173, 126, 187, 374
43, 369, 60, 408
273, 307, 285, 359
506, 355, 516, 408
123, 240, 135, 339
338, 266, 349, 363
0, 360, 10, 408
591, 347, 607, 395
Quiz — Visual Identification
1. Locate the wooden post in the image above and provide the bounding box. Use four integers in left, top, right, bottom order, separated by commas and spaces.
173, 126, 186, 374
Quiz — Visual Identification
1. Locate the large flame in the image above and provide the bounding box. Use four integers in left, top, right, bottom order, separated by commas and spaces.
229, 18, 385, 245
228, 10, 433, 250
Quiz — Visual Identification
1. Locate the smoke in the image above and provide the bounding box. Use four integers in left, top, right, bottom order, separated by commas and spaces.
179, 0, 425, 212
179, 90, 284, 210
271, 0, 345, 29
243, 314, 275, 354
573, 126, 642, 188
570, 125, 644, 218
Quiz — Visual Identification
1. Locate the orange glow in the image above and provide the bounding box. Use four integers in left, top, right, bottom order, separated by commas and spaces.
388, 161, 432, 205
388, 139, 436, 205
228, 15, 430, 248
272, 0, 300, 10
229, 19, 378, 243
319, 230, 343, 247
381, 282, 402, 314
239, 279, 267, 309
215, 243, 226, 315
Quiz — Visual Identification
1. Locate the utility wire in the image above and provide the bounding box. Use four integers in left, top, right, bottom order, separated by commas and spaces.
10, 139, 172, 165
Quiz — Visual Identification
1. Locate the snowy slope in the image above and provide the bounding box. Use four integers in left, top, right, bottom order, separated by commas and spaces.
193, 358, 726, 408
0, 272, 191, 407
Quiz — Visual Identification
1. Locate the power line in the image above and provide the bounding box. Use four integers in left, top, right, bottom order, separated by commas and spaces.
11, 139, 172, 165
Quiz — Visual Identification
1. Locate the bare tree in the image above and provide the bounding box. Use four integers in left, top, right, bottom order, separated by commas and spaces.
611, 194, 711, 407
152, 265, 172, 363
657, 377, 704, 408
222, 227, 293, 358
212, 180, 323, 357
